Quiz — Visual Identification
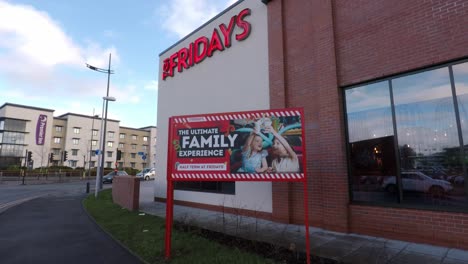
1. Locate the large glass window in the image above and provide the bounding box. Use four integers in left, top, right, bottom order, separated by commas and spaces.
345, 61, 468, 210
1, 132, 25, 144
392, 67, 463, 207
346, 81, 398, 203
453, 62, 468, 204
3, 119, 26, 132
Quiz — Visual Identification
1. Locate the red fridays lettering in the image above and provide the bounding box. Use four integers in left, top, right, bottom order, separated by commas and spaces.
162, 8, 251, 80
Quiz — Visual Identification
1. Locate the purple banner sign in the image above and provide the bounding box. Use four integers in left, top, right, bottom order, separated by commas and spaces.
36, 114, 47, 145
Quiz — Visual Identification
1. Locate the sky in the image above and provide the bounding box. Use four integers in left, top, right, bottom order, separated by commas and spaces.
0, 0, 237, 128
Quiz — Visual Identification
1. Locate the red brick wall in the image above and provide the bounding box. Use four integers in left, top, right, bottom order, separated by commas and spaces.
268, 0, 349, 232
334, 0, 468, 86
267, 0, 468, 248
351, 205, 468, 249
112, 176, 140, 211
333, 0, 468, 249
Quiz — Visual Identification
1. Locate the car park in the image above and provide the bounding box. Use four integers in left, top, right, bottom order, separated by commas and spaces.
102, 170, 129, 184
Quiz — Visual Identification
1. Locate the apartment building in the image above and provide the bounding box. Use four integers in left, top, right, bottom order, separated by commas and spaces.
0, 103, 156, 171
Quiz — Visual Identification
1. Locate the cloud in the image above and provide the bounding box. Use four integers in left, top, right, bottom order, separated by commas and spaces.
143, 80, 158, 91
157, 0, 238, 39
0, 1, 82, 67
0, 1, 119, 94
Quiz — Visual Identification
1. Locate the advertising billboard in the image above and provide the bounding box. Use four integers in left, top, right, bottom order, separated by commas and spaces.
35, 114, 47, 145
168, 108, 305, 181
165, 108, 310, 262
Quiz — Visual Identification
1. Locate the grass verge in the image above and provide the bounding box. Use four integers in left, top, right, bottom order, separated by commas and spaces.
83, 189, 277, 264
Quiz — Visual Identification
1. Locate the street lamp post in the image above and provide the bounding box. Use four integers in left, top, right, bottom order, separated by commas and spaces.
98, 95, 115, 191
86, 53, 115, 198
88, 112, 99, 180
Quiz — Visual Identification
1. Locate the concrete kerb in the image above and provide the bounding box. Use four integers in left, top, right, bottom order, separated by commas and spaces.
0, 195, 44, 214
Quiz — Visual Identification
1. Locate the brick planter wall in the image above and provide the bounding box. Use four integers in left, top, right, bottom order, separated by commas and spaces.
112, 176, 140, 211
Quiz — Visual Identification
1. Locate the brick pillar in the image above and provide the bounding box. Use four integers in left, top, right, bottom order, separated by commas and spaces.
267, 0, 349, 232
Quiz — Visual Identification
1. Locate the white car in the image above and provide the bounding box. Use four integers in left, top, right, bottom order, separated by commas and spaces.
136, 168, 149, 178
143, 168, 156, 181
382, 171, 453, 196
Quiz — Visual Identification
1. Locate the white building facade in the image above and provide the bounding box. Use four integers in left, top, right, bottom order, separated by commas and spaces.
156, 0, 271, 213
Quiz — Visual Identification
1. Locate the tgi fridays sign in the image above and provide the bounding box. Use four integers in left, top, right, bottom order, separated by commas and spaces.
36, 114, 47, 145
162, 8, 251, 80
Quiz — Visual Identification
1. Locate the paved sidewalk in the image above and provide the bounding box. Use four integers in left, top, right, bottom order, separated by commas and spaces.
0, 194, 142, 264
140, 199, 468, 264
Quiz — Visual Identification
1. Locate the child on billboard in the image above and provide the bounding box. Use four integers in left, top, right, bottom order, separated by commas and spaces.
238, 119, 270, 173
265, 125, 300, 173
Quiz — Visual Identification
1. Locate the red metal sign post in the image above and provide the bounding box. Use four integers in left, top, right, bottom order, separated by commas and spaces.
164, 108, 310, 263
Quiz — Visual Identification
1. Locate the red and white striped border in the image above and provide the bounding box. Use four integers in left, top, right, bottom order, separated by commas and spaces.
171, 173, 305, 181
173, 110, 301, 124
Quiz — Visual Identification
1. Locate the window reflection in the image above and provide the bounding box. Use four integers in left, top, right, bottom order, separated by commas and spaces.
453, 62, 468, 204
345, 81, 398, 203
392, 67, 465, 207
345, 63, 468, 210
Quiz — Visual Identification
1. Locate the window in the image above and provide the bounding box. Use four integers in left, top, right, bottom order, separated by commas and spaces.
90, 161, 96, 167
107, 151, 113, 158
1, 132, 25, 144
106, 162, 112, 168
53, 148, 61, 155
345, 81, 397, 203
118, 162, 123, 168
175, 182, 235, 195
73, 127, 80, 134
72, 149, 78, 156
92, 140, 97, 146
119, 143, 124, 148
92, 129, 98, 136
72, 138, 80, 145
2, 119, 26, 131
143, 136, 148, 142
107, 141, 113, 148
55, 126, 62, 132
143, 145, 148, 151
344, 61, 468, 210
120, 133, 125, 139
130, 162, 135, 168
132, 135, 137, 140
108, 131, 114, 138
54, 137, 61, 144
91, 150, 96, 157
131, 144, 137, 150
131, 153, 136, 158
70, 161, 77, 167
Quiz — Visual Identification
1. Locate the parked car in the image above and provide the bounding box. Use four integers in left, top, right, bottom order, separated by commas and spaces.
382, 171, 453, 197
143, 168, 156, 181
102, 170, 129, 184
136, 168, 152, 180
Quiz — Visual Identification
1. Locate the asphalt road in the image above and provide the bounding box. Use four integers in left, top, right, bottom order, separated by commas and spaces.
0, 184, 143, 264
